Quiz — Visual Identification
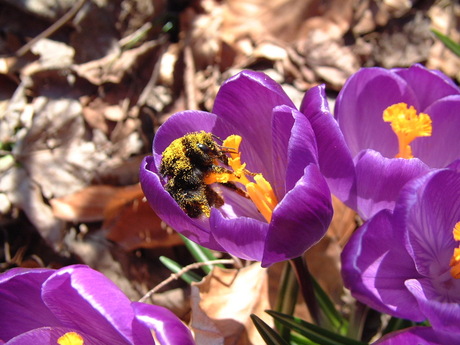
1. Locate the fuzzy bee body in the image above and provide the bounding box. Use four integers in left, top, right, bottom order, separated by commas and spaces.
159, 131, 236, 217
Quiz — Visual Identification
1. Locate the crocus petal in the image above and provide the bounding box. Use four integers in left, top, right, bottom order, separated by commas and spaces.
152, 110, 234, 157
335, 68, 418, 158
140, 156, 225, 251
341, 210, 424, 321
262, 164, 332, 267
372, 326, 456, 345
270, 105, 294, 195
132, 302, 195, 345
212, 70, 296, 183
210, 210, 267, 262
448, 158, 460, 172
406, 278, 460, 334
282, 105, 318, 191
412, 95, 460, 168
354, 150, 430, 220
0, 268, 62, 342
394, 64, 460, 111
41, 265, 140, 344
5, 327, 102, 345
300, 84, 356, 206
400, 169, 460, 277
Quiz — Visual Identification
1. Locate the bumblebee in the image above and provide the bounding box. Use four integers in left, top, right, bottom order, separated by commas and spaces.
159, 131, 243, 218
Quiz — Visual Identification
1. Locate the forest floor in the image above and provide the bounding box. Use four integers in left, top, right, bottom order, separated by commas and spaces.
0, 0, 458, 343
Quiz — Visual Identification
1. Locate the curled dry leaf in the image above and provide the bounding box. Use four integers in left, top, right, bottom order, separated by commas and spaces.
190, 264, 272, 345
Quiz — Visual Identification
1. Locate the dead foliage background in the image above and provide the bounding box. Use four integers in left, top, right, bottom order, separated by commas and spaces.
0, 0, 458, 343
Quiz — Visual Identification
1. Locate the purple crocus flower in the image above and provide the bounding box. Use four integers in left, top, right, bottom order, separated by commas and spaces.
140, 70, 333, 267
341, 167, 460, 332
0, 265, 195, 345
330, 64, 460, 219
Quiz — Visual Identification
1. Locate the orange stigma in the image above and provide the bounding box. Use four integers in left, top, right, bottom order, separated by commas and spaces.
204, 135, 278, 222
383, 103, 432, 159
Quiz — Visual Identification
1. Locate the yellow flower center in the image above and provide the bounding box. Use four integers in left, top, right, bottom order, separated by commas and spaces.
204, 135, 278, 222
450, 221, 460, 279
382, 103, 432, 159
57, 332, 84, 345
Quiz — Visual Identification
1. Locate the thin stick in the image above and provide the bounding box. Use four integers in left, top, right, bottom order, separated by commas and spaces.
16, 0, 87, 57
139, 259, 236, 303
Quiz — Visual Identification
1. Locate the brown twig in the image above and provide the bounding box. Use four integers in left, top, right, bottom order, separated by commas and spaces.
15, 0, 87, 57
139, 258, 237, 303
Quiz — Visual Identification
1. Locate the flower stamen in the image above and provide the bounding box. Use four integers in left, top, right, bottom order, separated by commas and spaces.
449, 221, 460, 279
57, 332, 84, 345
204, 134, 278, 222
383, 103, 432, 159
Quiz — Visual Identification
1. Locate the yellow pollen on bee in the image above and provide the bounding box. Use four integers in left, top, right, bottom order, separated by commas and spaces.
204, 134, 278, 222
449, 221, 460, 279
57, 332, 84, 345
382, 103, 432, 159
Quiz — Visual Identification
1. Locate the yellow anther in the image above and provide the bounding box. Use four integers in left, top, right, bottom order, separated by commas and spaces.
383, 103, 432, 159
57, 332, 84, 345
453, 222, 460, 241
450, 222, 460, 279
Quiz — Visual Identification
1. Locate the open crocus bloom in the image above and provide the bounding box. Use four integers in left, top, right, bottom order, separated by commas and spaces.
0, 265, 195, 345
333, 64, 460, 219
342, 168, 460, 332
140, 70, 333, 267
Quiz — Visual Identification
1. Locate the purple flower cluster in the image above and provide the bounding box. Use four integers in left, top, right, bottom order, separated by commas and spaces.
3, 64, 459, 345
336, 65, 460, 343
0, 265, 195, 345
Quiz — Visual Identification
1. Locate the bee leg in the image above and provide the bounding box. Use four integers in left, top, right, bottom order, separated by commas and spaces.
205, 185, 224, 208
168, 186, 211, 218
219, 182, 250, 199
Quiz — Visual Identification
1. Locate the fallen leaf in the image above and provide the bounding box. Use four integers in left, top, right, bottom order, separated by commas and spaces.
190, 264, 272, 345
50, 185, 123, 222
50, 184, 183, 251
103, 184, 183, 251
72, 40, 160, 85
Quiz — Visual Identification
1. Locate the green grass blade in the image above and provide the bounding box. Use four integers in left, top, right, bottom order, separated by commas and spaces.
267, 310, 367, 345
431, 29, 460, 56
311, 276, 348, 334
180, 234, 223, 274
251, 314, 290, 345
159, 256, 202, 284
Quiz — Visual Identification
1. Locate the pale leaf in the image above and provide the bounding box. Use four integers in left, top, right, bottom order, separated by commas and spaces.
190, 264, 272, 345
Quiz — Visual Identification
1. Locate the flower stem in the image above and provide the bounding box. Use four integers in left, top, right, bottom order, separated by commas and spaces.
289, 256, 321, 325
274, 261, 299, 340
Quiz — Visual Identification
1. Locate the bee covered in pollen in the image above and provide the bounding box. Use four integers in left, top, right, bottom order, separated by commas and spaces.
159, 131, 243, 218
160, 130, 278, 221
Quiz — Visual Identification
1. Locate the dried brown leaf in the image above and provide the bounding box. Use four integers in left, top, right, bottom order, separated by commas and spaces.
72, 40, 159, 85
50, 184, 182, 250
190, 264, 272, 345
50, 185, 123, 222
103, 185, 183, 251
